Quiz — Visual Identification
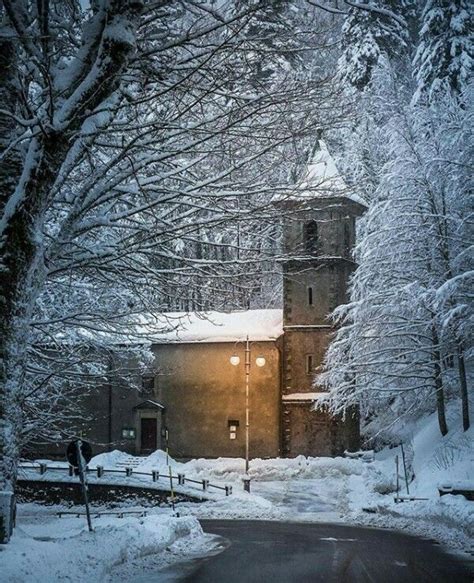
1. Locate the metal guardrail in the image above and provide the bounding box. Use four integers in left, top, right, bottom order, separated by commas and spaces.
57, 509, 148, 518
18, 462, 233, 496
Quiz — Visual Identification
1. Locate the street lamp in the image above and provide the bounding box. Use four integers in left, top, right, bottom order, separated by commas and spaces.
230, 335, 266, 473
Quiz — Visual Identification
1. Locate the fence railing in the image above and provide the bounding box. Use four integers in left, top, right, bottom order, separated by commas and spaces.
18, 462, 233, 496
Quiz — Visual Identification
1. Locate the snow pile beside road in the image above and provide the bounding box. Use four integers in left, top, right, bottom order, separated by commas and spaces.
3, 509, 203, 583
89, 449, 137, 468
183, 454, 363, 482
136, 450, 183, 472
89, 449, 183, 472
181, 490, 285, 521
87, 449, 363, 487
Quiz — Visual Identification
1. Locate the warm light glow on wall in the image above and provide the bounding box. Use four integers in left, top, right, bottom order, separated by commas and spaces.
230, 355, 240, 366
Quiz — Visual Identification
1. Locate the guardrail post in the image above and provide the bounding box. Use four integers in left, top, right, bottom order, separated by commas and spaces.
97, 466, 104, 478
39, 463, 47, 475
202, 479, 209, 492
125, 467, 133, 477
225, 485, 232, 496
178, 473, 185, 485
68, 465, 74, 477
152, 470, 159, 482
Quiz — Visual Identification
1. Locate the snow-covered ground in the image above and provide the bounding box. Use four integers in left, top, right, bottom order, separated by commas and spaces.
2, 506, 205, 583
4, 401, 472, 581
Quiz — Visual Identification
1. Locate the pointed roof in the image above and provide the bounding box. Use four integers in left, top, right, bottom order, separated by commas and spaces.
300, 140, 347, 193
275, 140, 367, 208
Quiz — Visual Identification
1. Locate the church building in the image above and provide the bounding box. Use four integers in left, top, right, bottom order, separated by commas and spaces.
37, 143, 365, 460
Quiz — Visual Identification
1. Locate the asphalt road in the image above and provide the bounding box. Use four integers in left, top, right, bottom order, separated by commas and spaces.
178, 520, 473, 583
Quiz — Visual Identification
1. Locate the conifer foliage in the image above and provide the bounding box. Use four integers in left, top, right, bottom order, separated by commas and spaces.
338, 1, 410, 89
413, 0, 473, 102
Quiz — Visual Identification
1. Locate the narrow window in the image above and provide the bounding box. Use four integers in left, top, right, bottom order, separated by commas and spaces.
142, 375, 154, 394
305, 354, 314, 375
304, 220, 319, 254
344, 221, 351, 253
308, 286, 313, 305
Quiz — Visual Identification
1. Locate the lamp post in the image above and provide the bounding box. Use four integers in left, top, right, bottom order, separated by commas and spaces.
230, 335, 266, 473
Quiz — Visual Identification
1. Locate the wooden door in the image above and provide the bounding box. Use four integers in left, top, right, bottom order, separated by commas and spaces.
140, 418, 157, 453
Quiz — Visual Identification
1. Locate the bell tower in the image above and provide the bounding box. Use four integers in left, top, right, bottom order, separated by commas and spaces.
279, 142, 365, 457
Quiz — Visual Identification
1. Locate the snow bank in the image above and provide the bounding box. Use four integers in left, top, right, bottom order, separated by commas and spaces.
3, 510, 203, 583
88, 449, 184, 473
136, 450, 183, 471
183, 454, 363, 482
89, 449, 136, 468
345, 399, 474, 552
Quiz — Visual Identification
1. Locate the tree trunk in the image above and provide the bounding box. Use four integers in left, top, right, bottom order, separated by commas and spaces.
0, 134, 60, 543
457, 342, 470, 431
432, 325, 448, 436
0, 19, 29, 544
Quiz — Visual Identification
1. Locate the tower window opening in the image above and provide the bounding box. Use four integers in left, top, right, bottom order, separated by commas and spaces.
304, 220, 319, 254
344, 221, 351, 253
305, 354, 314, 375
308, 286, 313, 305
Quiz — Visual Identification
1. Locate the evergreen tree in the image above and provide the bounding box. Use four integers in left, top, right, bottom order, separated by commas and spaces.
338, 1, 411, 89
413, 0, 473, 102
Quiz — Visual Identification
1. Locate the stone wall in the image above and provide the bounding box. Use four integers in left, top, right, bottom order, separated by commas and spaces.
280, 197, 363, 457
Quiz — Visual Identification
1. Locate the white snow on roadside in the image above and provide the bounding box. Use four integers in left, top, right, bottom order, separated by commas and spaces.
1, 505, 204, 583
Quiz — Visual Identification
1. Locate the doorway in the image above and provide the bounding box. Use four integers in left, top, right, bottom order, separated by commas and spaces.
140, 417, 157, 453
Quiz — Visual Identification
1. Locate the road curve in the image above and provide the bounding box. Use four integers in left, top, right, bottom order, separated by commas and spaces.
179, 520, 473, 583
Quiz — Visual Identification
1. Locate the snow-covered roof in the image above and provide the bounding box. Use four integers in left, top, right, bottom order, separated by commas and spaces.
275, 140, 366, 207
302, 141, 347, 192
144, 309, 283, 344
282, 392, 329, 402
61, 309, 283, 347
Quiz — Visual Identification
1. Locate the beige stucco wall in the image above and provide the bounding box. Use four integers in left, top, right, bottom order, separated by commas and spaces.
153, 341, 281, 459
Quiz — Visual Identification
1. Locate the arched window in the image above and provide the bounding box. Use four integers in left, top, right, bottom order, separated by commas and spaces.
304, 220, 319, 254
